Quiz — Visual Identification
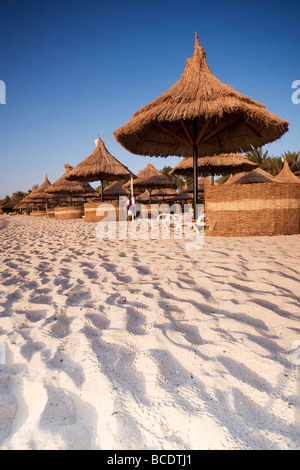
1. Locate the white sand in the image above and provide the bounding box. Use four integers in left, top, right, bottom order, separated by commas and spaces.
0, 215, 299, 450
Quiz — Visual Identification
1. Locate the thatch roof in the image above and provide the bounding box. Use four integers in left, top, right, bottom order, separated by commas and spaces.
124, 163, 175, 189
170, 153, 257, 177
183, 176, 212, 192
114, 33, 288, 158
273, 159, 300, 184
23, 174, 56, 202
46, 164, 98, 196
230, 168, 274, 184
66, 135, 134, 182
174, 191, 193, 201
103, 180, 129, 199
151, 188, 178, 197
136, 190, 160, 202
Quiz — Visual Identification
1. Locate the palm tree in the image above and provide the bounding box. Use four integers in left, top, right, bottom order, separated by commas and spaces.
161, 165, 186, 191
264, 156, 284, 176
245, 148, 269, 170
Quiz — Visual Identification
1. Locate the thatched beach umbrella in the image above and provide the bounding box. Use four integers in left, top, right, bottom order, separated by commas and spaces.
229, 168, 274, 185
170, 153, 258, 185
136, 190, 160, 203
114, 33, 289, 217
46, 164, 98, 205
22, 174, 57, 211
124, 163, 175, 203
273, 159, 300, 184
102, 180, 129, 200
65, 135, 135, 201
152, 187, 178, 201
183, 176, 212, 193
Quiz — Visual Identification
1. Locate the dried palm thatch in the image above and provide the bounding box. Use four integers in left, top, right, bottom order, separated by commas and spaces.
65, 135, 135, 200
123, 163, 175, 203
231, 168, 274, 184
273, 158, 300, 184
23, 175, 57, 205
151, 187, 178, 201
103, 180, 129, 200
114, 33, 288, 157
170, 153, 258, 185
114, 32, 288, 217
225, 167, 274, 185
174, 191, 193, 201
136, 190, 160, 202
46, 164, 98, 205
183, 176, 212, 193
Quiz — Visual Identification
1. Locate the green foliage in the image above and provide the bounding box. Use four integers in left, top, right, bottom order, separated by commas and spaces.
245, 148, 300, 177
161, 165, 186, 190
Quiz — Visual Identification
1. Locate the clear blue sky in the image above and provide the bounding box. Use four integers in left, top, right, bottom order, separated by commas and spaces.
0, 0, 299, 198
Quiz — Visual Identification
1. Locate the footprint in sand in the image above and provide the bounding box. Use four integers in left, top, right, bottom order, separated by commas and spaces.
0, 344, 27, 446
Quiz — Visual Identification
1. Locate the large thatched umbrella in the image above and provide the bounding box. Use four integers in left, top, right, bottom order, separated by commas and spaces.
65, 135, 135, 201
114, 33, 289, 217
273, 159, 300, 184
46, 164, 98, 205
170, 153, 258, 185
123, 163, 175, 203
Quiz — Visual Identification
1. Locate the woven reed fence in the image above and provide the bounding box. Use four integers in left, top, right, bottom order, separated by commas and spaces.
84, 201, 121, 222
30, 211, 46, 218
205, 183, 300, 237
55, 206, 84, 220
46, 208, 56, 219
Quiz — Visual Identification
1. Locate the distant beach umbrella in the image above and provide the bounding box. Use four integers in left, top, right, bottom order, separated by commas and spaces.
170, 153, 258, 185
65, 135, 135, 201
124, 163, 175, 204
46, 164, 98, 205
273, 158, 300, 184
229, 168, 274, 184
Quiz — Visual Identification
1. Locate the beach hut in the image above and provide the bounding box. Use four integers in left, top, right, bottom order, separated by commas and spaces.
114, 33, 289, 218
65, 135, 134, 202
124, 163, 175, 204
170, 154, 258, 185
273, 159, 300, 184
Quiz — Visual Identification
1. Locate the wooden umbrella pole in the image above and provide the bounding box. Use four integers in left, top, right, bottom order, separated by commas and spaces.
211, 169, 215, 186
149, 188, 152, 205
101, 180, 103, 202
193, 118, 198, 220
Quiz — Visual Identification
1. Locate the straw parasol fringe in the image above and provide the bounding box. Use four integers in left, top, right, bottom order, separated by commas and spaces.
170, 153, 258, 185
114, 33, 288, 159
